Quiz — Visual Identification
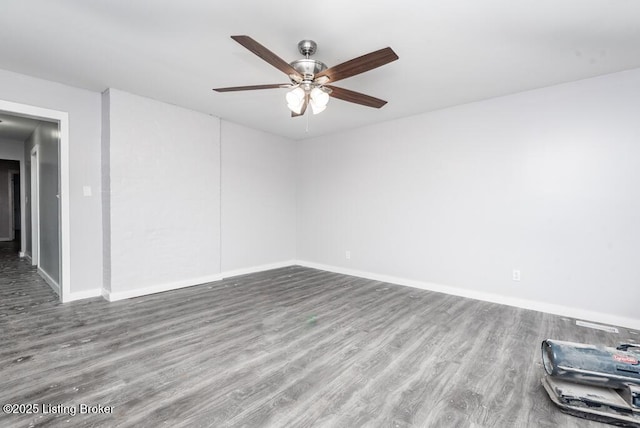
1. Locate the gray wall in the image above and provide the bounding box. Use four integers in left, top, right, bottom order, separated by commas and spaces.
0, 159, 20, 240
24, 122, 60, 284
297, 68, 640, 326
0, 162, 9, 239
13, 173, 20, 230
4, 65, 639, 330
101, 90, 298, 299
0, 138, 26, 252
103, 89, 221, 297
24, 151, 31, 255
221, 120, 297, 272
2, 69, 299, 300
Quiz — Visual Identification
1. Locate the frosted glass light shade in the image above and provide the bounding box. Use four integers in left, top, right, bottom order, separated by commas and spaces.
287, 101, 304, 114
310, 99, 327, 115
286, 87, 304, 105
310, 87, 329, 107
286, 87, 305, 113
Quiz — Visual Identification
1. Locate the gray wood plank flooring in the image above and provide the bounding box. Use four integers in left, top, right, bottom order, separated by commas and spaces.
1, 239, 638, 427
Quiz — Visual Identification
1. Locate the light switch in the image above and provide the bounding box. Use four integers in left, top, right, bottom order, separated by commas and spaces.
83, 186, 92, 197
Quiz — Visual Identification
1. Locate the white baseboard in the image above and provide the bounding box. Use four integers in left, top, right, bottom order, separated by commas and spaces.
56, 258, 640, 331
221, 260, 296, 279
0, 237, 11, 242
100, 261, 297, 302
103, 273, 224, 302
295, 260, 640, 332
64, 288, 102, 302
19, 251, 26, 258
38, 267, 60, 296
99, 261, 297, 302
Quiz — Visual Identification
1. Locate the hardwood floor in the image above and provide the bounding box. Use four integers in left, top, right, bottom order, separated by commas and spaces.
1, 240, 637, 427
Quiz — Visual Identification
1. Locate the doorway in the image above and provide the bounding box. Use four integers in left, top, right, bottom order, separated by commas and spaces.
0, 100, 70, 302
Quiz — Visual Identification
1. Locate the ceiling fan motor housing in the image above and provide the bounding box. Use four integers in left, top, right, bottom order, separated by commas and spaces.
290, 59, 327, 82
288, 40, 327, 83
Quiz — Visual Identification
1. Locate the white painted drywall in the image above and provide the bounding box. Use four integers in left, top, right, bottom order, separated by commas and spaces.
0, 69, 102, 293
101, 91, 111, 293
103, 89, 221, 294
297, 68, 640, 324
220, 120, 296, 272
24, 122, 60, 283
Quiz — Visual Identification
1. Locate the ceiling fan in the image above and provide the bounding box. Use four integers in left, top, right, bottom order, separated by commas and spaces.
213, 36, 399, 117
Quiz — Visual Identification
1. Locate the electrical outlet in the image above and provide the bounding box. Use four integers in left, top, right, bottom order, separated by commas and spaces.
345, 251, 351, 260
512, 269, 521, 281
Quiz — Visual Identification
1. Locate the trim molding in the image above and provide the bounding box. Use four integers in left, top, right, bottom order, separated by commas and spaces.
295, 260, 640, 331
66, 289, 102, 302
221, 260, 296, 279
67, 258, 640, 331
38, 267, 60, 296
0, 237, 11, 242
103, 273, 224, 302
19, 251, 26, 258
100, 260, 297, 303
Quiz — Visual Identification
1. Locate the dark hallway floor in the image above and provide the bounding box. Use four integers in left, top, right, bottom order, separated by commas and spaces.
0, 238, 60, 318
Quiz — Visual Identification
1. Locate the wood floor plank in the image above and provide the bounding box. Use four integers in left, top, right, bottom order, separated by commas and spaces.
1, 240, 637, 427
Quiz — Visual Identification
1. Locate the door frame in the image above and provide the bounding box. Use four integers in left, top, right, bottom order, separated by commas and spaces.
30, 146, 40, 266
0, 100, 70, 303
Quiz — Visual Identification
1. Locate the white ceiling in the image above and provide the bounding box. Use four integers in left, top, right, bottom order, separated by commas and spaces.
1, 0, 639, 140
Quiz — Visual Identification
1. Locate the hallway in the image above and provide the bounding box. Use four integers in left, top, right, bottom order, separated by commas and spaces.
0, 239, 59, 318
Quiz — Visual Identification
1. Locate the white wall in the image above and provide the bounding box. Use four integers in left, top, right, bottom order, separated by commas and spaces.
101, 91, 112, 294
221, 121, 296, 272
1, 70, 298, 301
3, 66, 637, 331
103, 89, 221, 299
0, 69, 102, 295
297, 68, 640, 328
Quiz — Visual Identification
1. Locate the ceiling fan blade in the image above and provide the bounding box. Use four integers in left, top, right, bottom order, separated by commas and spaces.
291, 94, 309, 117
213, 84, 290, 92
315, 47, 398, 83
231, 35, 301, 78
325, 85, 388, 108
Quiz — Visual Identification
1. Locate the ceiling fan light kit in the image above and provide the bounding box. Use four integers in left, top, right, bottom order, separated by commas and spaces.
308, 87, 330, 114
286, 87, 305, 114
213, 36, 398, 117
